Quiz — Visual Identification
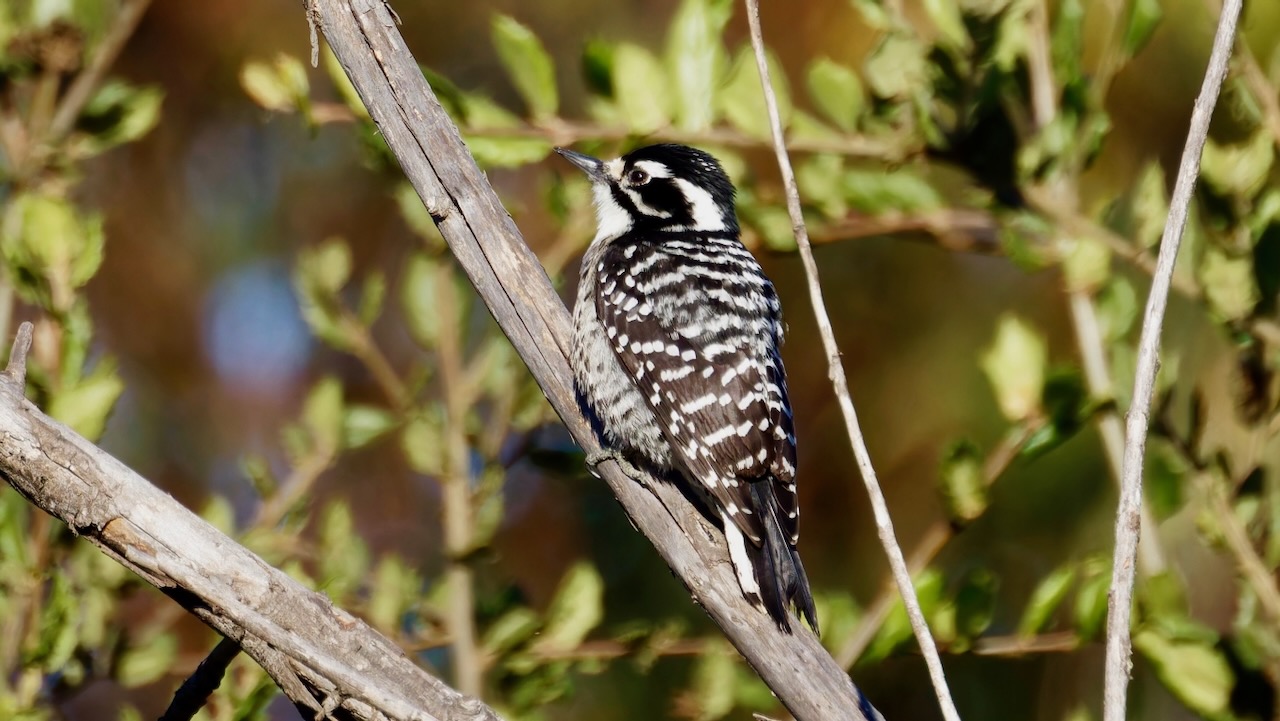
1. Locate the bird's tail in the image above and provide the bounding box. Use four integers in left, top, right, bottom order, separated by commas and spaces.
740, 480, 819, 635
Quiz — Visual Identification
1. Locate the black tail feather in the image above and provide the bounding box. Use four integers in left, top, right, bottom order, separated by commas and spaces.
747, 482, 819, 635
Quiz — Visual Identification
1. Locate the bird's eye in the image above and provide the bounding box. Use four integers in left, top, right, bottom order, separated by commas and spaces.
627, 169, 650, 185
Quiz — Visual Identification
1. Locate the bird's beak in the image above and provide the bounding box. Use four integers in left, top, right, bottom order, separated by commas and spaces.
554, 147, 608, 183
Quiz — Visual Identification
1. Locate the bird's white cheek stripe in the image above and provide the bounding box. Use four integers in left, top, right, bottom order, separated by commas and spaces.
591, 183, 634, 242
673, 178, 726, 231
723, 514, 761, 597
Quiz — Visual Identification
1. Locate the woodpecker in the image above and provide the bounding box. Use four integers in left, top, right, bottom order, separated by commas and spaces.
558, 143, 818, 634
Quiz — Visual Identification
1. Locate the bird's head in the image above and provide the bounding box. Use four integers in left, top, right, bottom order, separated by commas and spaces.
555, 143, 738, 239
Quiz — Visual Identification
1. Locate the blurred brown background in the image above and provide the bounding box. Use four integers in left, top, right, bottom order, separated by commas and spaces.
56, 0, 1280, 718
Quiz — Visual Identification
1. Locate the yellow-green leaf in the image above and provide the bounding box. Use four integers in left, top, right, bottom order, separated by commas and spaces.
981, 314, 1047, 422
491, 15, 558, 120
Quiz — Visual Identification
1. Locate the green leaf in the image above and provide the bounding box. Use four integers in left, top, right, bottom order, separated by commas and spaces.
923, 0, 969, 50
1133, 629, 1232, 716
665, 0, 732, 131
323, 46, 369, 119
1050, 0, 1083, 81
1060, 235, 1111, 292
981, 314, 1047, 422
686, 640, 737, 720
718, 45, 791, 141
491, 15, 558, 120
483, 607, 542, 655
343, 405, 396, 449
116, 633, 177, 688
402, 410, 445, 476
319, 502, 370, 593
842, 167, 942, 213
1018, 563, 1077, 636
863, 32, 928, 100
535, 562, 604, 652
612, 43, 672, 133
796, 153, 847, 219
1074, 558, 1110, 640
201, 495, 236, 536
393, 182, 446, 251
357, 271, 386, 326
48, 360, 123, 441
582, 39, 614, 96
806, 58, 864, 132
955, 568, 999, 642
401, 253, 448, 349
1145, 439, 1188, 519
1198, 247, 1259, 321
459, 94, 553, 167
864, 568, 944, 662
302, 376, 344, 455
368, 555, 419, 631
1095, 276, 1138, 343
301, 238, 352, 295
740, 202, 796, 252
939, 440, 988, 525
72, 80, 164, 157
1201, 131, 1274, 198
240, 55, 308, 113
1129, 161, 1168, 250
1121, 0, 1163, 59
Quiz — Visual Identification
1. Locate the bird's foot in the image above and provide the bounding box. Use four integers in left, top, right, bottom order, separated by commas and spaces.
585, 448, 643, 481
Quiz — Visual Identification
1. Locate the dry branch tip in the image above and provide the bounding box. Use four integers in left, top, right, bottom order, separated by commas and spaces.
3, 321, 33, 392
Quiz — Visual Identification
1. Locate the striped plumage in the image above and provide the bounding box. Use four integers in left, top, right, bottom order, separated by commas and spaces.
560, 143, 818, 634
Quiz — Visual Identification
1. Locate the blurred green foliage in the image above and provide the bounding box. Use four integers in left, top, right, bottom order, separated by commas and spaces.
0, 0, 1279, 719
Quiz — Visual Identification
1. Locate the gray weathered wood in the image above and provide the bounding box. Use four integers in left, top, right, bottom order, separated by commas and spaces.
312, 1, 875, 719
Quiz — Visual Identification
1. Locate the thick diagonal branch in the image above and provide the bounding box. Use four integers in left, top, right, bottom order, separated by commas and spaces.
309, 0, 876, 718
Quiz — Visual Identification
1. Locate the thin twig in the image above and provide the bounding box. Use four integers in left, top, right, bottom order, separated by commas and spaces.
1199, 472, 1280, 624
433, 263, 482, 697
1102, 2, 1241, 719
742, 1, 960, 719
46, 0, 154, 144
159, 637, 242, 721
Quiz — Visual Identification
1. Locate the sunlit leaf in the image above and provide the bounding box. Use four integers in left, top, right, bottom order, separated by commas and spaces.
863, 32, 928, 100
612, 43, 672, 133
955, 568, 998, 643
939, 439, 987, 525
302, 376, 344, 455
48, 360, 123, 441
491, 15, 558, 120
402, 410, 446, 476
718, 45, 790, 141
1074, 558, 1110, 640
923, 0, 969, 50
1060, 235, 1111, 292
1201, 131, 1274, 199
1121, 0, 1163, 59
1198, 247, 1259, 321
806, 58, 864, 132
1130, 161, 1168, 250
1133, 629, 1232, 716
535, 562, 604, 652
842, 167, 942, 213
1018, 563, 1077, 636
1145, 439, 1188, 520
685, 639, 736, 720
483, 607, 542, 655
343, 405, 396, 450
981, 314, 1047, 422
666, 0, 732, 131
116, 633, 178, 688
73, 80, 164, 157
1095, 276, 1138, 343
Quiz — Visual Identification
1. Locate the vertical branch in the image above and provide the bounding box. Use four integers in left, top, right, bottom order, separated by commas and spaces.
742, 1, 961, 719
1102, 2, 1241, 719
434, 264, 481, 698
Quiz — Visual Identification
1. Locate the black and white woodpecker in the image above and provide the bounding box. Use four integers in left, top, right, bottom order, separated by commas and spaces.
557, 143, 818, 634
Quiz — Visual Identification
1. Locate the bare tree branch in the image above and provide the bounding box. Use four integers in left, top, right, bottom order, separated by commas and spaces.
1102, 1, 1242, 718
308, 0, 878, 718
740, 1, 958, 719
